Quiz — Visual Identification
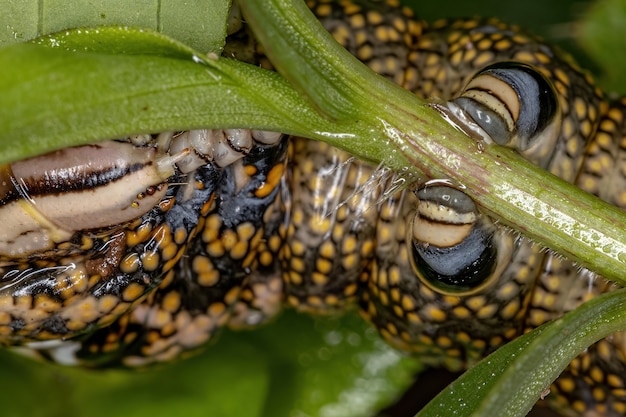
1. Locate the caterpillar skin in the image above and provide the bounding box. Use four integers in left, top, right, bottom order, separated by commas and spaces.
4, 1, 625, 416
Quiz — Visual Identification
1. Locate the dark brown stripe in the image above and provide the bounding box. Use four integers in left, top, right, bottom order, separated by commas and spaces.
1, 161, 152, 206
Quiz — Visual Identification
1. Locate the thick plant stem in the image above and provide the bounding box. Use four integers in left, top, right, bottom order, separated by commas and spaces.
239, 0, 626, 285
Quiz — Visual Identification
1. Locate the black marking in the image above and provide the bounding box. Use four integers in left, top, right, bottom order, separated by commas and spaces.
412, 224, 497, 292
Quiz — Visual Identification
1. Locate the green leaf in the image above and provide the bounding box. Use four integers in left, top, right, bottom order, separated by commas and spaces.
417, 288, 626, 417
0, 0, 229, 53
0, 26, 368, 164
578, 0, 626, 93
0, 312, 421, 417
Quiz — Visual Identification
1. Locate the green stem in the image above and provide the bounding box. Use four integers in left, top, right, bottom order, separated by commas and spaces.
239, 0, 626, 284
417, 287, 626, 417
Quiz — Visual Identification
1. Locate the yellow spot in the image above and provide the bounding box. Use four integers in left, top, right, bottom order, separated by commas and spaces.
379, 327, 392, 342
607, 373, 623, 388
162, 291, 181, 313
0, 295, 13, 313
452, 306, 471, 319
375, 26, 389, 43
494, 38, 512, 51
489, 335, 503, 347
392, 16, 406, 32
202, 223, 219, 245
206, 240, 225, 257
377, 224, 393, 245
316, 258, 333, 274
472, 338, 486, 351
456, 331, 471, 344
513, 50, 535, 64
473, 51, 496, 68
554, 67, 570, 86
223, 287, 239, 305
592, 387, 606, 402
390, 288, 401, 303
476, 303, 498, 319
126, 222, 153, 246
341, 253, 358, 270
220, 229, 237, 251
65, 319, 88, 332
208, 302, 226, 317
312, 272, 328, 286
310, 214, 331, 233
198, 271, 220, 288
332, 25, 352, 48
590, 366, 604, 383
366, 10, 383, 25
360, 239, 374, 257
463, 47, 477, 63
174, 227, 187, 245
387, 27, 400, 42
291, 240, 306, 256
386, 321, 398, 336
0, 312, 11, 325
149, 309, 172, 328
243, 164, 257, 177
388, 266, 401, 286
259, 251, 274, 267
572, 400, 586, 413
324, 294, 339, 306
500, 298, 521, 320
379, 290, 389, 306
315, 3, 332, 17
418, 333, 434, 346
476, 38, 492, 51
401, 295, 415, 311
80, 235, 94, 250
230, 241, 249, 260
236, 222, 256, 242
344, 1, 361, 14
422, 304, 446, 322
377, 269, 388, 289
319, 240, 336, 258
290, 257, 306, 273
140, 250, 160, 272
344, 283, 358, 297
436, 335, 453, 348
120, 283, 145, 304
342, 235, 357, 254
161, 242, 178, 262
449, 50, 463, 67
466, 295, 486, 311
307, 296, 323, 307
256, 164, 284, 198
614, 401, 626, 415
97, 295, 119, 313
406, 312, 421, 325
268, 235, 282, 253
288, 271, 303, 286
557, 377, 576, 393
34, 293, 61, 313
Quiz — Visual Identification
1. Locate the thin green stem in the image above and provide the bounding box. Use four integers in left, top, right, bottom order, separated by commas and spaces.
417, 288, 626, 417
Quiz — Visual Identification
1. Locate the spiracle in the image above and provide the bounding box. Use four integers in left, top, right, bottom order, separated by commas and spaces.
3, 1, 626, 416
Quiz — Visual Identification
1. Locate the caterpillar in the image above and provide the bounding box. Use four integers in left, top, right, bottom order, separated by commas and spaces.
2, 0, 625, 416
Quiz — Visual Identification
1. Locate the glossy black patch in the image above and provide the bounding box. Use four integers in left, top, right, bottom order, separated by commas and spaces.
412, 225, 497, 292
